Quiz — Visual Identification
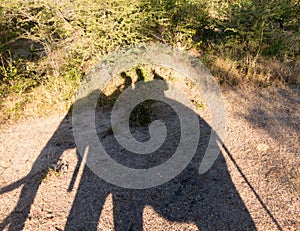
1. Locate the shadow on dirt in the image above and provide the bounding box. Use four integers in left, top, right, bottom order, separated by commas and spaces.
0, 74, 271, 230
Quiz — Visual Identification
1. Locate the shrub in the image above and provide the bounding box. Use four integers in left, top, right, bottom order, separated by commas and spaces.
0, 0, 299, 122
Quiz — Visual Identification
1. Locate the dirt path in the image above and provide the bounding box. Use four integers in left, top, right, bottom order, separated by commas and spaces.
0, 85, 299, 230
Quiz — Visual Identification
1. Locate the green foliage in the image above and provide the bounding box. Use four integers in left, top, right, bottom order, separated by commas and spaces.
0, 55, 39, 96
216, 0, 300, 58
141, 0, 210, 48
0, 0, 299, 121
205, 0, 300, 84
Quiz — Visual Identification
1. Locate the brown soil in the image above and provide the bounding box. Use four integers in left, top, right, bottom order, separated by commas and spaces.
0, 83, 299, 230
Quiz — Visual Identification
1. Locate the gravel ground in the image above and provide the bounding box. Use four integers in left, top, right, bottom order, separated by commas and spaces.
0, 83, 299, 231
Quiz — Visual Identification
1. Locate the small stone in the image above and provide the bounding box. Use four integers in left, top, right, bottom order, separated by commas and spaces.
256, 143, 270, 152
0, 159, 11, 168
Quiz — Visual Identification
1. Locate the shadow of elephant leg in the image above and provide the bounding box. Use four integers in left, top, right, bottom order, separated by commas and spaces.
65, 166, 110, 231
113, 191, 144, 231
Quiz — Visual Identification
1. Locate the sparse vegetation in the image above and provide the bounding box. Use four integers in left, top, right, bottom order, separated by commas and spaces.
0, 0, 299, 123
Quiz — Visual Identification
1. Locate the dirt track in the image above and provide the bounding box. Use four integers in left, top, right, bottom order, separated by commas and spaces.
0, 85, 299, 230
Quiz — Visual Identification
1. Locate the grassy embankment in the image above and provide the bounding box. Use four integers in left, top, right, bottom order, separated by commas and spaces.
0, 0, 299, 123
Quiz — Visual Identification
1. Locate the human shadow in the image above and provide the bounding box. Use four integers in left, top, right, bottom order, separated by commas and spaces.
1, 70, 258, 230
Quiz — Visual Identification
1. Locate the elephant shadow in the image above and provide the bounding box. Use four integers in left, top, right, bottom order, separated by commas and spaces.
65, 75, 256, 230
0, 74, 256, 231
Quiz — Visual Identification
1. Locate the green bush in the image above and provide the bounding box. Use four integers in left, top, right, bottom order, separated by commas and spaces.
216, 0, 299, 58
0, 0, 299, 122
